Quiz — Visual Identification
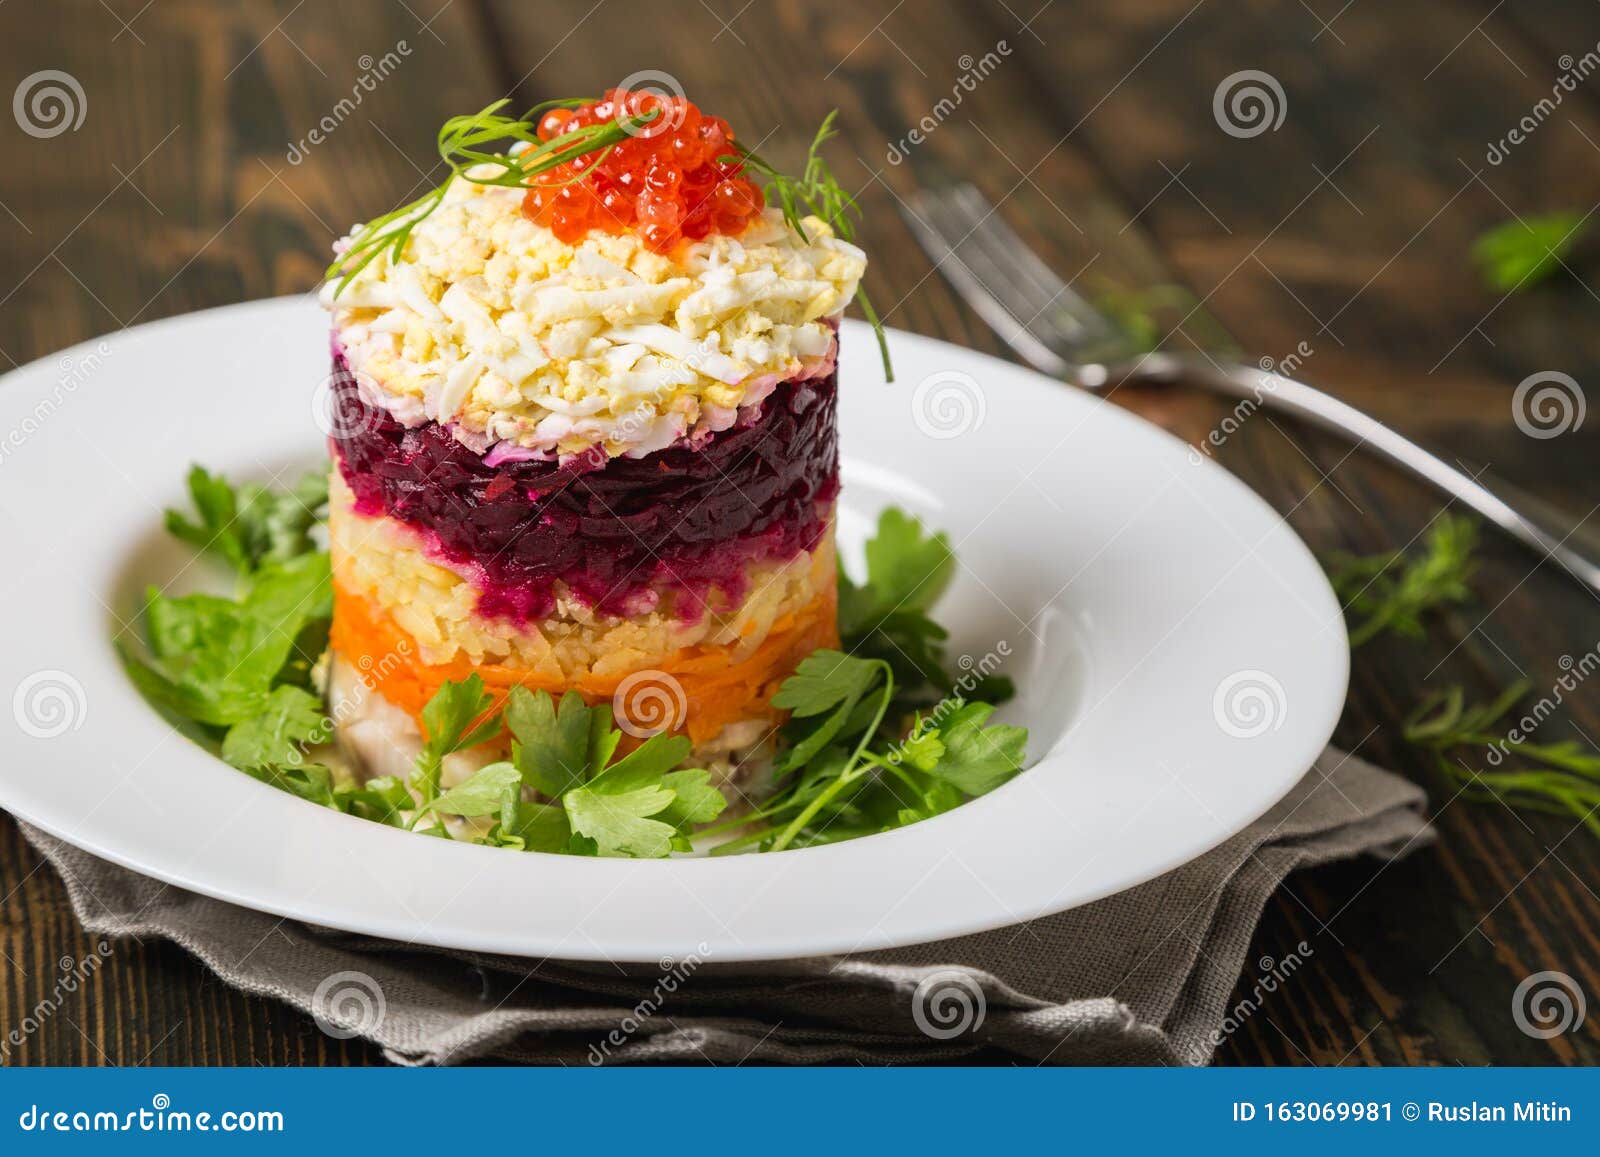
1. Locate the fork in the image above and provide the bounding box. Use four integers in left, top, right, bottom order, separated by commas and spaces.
902, 183, 1600, 598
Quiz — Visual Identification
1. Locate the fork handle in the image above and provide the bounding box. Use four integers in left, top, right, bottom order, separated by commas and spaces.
1080, 353, 1600, 597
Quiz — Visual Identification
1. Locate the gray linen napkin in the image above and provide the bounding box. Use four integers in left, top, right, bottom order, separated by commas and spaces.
18, 745, 1430, 1066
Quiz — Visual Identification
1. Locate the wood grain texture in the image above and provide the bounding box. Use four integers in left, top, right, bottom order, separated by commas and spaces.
0, 0, 1596, 1066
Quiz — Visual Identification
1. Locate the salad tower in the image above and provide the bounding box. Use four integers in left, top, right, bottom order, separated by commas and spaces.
318, 90, 867, 788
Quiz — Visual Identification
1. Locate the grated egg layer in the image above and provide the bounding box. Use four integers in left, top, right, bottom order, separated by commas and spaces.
320, 176, 865, 459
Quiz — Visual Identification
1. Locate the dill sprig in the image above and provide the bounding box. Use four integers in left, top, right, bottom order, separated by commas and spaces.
1404, 682, 1600, 839
1325, 515, 1478, 647
325, 98, 654, 294
733, 111, 894, 380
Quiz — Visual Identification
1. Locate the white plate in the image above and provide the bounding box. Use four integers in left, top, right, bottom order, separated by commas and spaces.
0, 298, 1347, 962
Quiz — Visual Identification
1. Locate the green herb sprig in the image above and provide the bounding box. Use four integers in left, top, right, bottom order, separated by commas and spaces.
696, 650, 1025, 854
838, 507, 1012, 706
731, 110, 893, 380
1326, 515, 1478, 647
402, 679, 728, 855
1471, 211, 1588, 294
699, 509, 1025, 853
1324, 515, 1600, 842
325, 99, 656, 295
1405, 682, 1600, 839
164, 465, 327, 577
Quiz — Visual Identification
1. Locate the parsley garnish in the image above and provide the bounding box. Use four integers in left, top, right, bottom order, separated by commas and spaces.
422, 761, 523, 821
409, 673, 502, 826
386, 683, 730, 855
219, 684, 326, 771
164, 465, 328, 577
123, 469, 335, 793
122, 549, 331, 730
494, 688, 730, 856
126, 466, 1027, 856
504, 686, 596, 799
701, 650, 1026, 853
839, 508, 1013, 704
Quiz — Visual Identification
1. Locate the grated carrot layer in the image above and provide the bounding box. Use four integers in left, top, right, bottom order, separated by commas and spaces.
329, 578, 838, 745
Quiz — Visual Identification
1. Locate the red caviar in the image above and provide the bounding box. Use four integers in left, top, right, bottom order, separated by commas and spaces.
522, 89, 766, 252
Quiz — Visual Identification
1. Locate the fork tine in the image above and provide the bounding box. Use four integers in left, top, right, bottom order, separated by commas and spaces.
910, 183, 1123, 363
945, 185, 1119, 352
902, 189, 1072, 376
907, 187, 1056, 325
949, 185, 1071, 318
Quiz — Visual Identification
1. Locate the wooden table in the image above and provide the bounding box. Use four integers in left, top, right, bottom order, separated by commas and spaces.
1, 0, 1597, 1066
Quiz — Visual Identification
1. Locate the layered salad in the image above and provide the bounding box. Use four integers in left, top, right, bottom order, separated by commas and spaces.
319, 90, 865, 786
123, 93, 1029, 856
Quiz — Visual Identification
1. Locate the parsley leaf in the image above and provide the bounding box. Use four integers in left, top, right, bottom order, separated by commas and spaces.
127, 551, 331, 727
838, 509, 1013, 706
922, 701, 1029, 796
562, 749, 682, 858
772, 650, 884, 717
336, 775, 415, 827
863, 507, 954, 615
412, 674, 500, 816
165, 466, 328, 576
838, 509, 953, 635
697, 508, 1035, 853
498, 688, 730, 856
423, 761, 523, 819
1471, 212, 1587, 294
765, 656, 896, 851
505, 686, 597, 798
771, 651, 889, 775
244, 761, 339, 809
560, 733, 725, 857
220, 684, 326, 770
659, 768, 729, 831
717, 624, 1031, 851
492, 799, 574, 853
599, 733, 693, 784
895, 725, 946, 773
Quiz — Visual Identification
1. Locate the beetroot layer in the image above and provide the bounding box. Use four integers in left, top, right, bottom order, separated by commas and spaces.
329, 356, 839, 621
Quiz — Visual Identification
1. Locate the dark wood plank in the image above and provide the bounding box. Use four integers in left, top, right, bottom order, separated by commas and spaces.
1484, 0, 1600, 118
